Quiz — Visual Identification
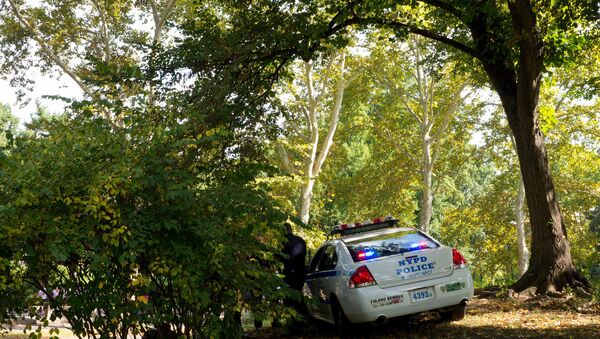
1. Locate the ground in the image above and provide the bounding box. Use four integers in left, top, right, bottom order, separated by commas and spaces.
2, 288, 598, 338
246, 287, 600, 338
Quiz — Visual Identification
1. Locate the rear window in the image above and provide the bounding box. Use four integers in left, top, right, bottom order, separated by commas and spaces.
345, 230, 438, 262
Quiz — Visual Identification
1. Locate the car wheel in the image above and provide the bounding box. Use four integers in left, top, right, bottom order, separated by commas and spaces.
331, 297, 351, 334
439, 303, 467, 322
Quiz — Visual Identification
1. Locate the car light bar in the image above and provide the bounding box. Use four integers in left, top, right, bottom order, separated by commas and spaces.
331, 216, 397, 236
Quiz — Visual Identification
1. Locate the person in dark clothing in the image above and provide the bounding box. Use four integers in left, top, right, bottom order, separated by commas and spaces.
277, 222, 308, 334
282, 223, 307, 292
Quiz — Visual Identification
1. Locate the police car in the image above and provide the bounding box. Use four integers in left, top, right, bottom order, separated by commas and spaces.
303, 217, 474, 328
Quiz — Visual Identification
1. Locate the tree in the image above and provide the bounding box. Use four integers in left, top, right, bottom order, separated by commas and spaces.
513, 151, 530, 277
276, 50, 349, 225
537, 56, 600, 280
479, 101, 532, 279
364, 35, 473, 233
0, 0, 181, 126
477, 45, 600, 283
310, 52, 422, 228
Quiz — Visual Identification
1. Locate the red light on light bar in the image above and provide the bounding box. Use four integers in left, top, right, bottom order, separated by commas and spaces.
372, 218, 382, 223
340, 224, 348, 230
356, 250, 376, 260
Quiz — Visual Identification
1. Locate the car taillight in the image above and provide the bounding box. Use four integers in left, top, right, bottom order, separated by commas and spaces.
452, 248, 467, 269
349, 265, 377, 288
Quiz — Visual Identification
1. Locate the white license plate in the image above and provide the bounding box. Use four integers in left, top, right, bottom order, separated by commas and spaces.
410, 287, 435, 303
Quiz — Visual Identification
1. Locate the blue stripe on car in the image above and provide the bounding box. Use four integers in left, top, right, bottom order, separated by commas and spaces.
306, 270, 341, 280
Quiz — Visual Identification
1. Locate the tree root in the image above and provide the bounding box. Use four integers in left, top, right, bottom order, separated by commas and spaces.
510, 267, 592, 296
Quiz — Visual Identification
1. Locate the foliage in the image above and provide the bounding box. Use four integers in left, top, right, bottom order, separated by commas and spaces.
0, 102, 18, 147
0, 1, 599, 337
0, 79, 294, 339
0, 0, 186, 125
0, 1, 312, 336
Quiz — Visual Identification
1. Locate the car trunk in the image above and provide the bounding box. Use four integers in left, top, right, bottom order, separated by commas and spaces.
365, 247, 453, 288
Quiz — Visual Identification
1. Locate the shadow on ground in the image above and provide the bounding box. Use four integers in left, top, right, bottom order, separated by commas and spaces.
246, 288, 600, 338
247, 313, 599, 339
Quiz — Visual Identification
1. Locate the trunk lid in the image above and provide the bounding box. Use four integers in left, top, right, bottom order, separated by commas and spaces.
343, 228, 453, 288
365, 247, 453, 288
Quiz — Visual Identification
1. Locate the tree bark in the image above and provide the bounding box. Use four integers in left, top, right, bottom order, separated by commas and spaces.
419, 157, 433, 233
299, 177, 315, 226
515, 176, 529, 277
507, 98, 587, 293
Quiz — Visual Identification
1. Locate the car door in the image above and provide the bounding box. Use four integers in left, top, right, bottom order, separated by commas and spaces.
305, 247, 325, 319
314, 244, 338, 320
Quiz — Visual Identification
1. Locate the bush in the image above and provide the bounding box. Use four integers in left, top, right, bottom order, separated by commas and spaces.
0, 112, 294, 338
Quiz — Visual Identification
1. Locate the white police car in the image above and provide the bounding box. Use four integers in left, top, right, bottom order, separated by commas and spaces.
303, 217, 474, 328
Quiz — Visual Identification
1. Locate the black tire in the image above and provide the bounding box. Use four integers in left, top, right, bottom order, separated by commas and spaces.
331, 297, 351, 335
439, 303, 467, 322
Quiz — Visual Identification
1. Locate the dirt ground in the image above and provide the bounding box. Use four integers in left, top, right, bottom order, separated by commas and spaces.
2, 288, 598, 338
247, 287, 600, 338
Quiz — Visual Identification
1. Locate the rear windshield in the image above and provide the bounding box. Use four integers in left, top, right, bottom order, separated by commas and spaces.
345, 230, 438, 262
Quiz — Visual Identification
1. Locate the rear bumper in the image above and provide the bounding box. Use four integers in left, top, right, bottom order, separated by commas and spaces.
338, 268, 474, 323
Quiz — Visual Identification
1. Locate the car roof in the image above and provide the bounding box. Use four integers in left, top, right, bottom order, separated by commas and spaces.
338, 226, 417, 243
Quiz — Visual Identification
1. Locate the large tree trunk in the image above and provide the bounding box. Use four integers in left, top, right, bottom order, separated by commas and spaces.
507, 98, 587, 293
471, 0, 589, 293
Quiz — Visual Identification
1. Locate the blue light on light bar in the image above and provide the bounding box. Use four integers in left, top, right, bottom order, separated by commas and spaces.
410, 242, 428, 250
357, 250, 377, 260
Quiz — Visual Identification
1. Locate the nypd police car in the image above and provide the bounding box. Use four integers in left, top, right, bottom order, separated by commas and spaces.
303, 217, 474, 328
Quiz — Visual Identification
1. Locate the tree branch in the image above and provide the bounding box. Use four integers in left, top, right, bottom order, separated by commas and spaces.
314, 50, 339, 104
316, 16, 479, 59
382, 76, 424, 125
6, 0, 117, 127
148, 0, 177, 44
90, 0, 112, 62
384, 128, 420, 166
420, 0, 466, 23
276, 143, 299, 175
431, 81, 470, 163
314, 50, 346, 175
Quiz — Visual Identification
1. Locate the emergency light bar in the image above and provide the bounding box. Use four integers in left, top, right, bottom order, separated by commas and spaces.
331, 216, 398, 236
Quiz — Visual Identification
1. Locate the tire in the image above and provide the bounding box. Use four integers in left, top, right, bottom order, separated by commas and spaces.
331, 297, 351, 335
439, 303, 467, 322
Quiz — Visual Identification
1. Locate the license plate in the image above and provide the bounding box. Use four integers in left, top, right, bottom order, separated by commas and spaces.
410, 287, 435, 303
